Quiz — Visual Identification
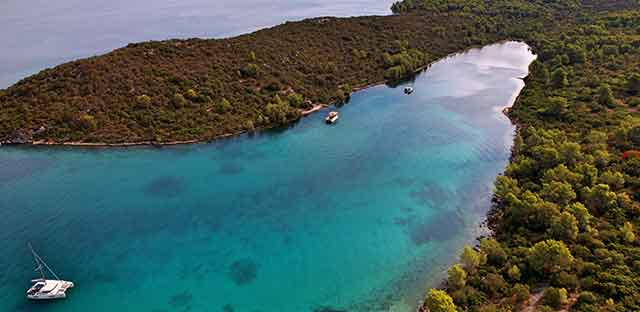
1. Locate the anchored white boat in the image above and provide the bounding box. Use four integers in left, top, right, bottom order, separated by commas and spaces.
325, 111, 339, 124
404, 86, 414, 94
26, 243, 74, 300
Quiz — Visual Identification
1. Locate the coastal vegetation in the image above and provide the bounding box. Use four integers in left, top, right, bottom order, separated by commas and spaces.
390, 0, 640, 311
1, 0, 640, 311
0, 13, 501, 144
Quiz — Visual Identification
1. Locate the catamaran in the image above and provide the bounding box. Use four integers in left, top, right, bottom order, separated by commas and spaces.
26, 243, 74, 300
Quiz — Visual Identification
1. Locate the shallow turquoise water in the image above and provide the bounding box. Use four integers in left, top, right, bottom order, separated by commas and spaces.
0, 42, 535, 312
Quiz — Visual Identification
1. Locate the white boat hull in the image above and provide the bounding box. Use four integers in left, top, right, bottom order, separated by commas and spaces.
326, 116, 338, 123
27, 279, 74, 300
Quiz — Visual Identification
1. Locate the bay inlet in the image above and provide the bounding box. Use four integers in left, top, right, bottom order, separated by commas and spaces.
0, 41, 535, 311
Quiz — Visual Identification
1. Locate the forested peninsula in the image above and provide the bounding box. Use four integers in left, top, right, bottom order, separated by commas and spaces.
0, 13, 502, 144
3, 0, 640, 311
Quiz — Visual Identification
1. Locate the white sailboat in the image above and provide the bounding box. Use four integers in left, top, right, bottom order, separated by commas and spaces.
26, 243, 74, 300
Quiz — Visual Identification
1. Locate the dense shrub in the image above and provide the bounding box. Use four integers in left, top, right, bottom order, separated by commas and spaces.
240, 63, 259, 78
542, 287, 568, 308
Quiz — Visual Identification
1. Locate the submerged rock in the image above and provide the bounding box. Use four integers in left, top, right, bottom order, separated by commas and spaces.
169, 291, 192, 308
219, 163, 244, 175
228, 258, 258, 286
143, 176, 184, 197
409, 210, 464, 245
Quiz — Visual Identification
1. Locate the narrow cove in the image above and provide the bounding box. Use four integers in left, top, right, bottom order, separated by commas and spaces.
0, 41, 535, 312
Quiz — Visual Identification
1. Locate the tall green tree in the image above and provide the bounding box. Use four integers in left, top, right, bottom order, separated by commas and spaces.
424, 289, 457, 312
622, 222, 636, 243
584, 184, 618, 215
542, 96, 568, 117
530, 60, 549, 84
529, 240, 574, 275
598, 84, 616, 108
566, 202, 592, 232
447, 264, 467, 290
480, 238, 507, 266
551, 212, 579, 242
627, 73, 640, 95
551, 68, 568, 88
542, 287, 568, 308
461, 246, 485, 273
540, 181, 576, 206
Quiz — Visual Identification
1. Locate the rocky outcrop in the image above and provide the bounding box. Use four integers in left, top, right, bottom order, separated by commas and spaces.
1, 129, 34, 145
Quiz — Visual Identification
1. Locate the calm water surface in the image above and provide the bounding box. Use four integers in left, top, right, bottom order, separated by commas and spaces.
0, 41, 535, 312
0, 0, 394, 88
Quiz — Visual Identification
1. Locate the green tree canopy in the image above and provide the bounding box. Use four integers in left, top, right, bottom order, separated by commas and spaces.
627, 73, 640, 94
217, 98, 233, 113
447, 264, 467, 290
566, 202, 592, 232
628, 126, 640, 148
542, 164, 583, 185
542, 287, 568, 308
551, 67, 568, 88
512, 283, 529, 303
531, 146, 560, 169
598, 84, 616, 108
557, 142, 583, 167
542, 96, 568, 117
584, 184, 618, 215
494, 175, 521, 203
597, 171, 625, 190
530, 59, 549, 84
529, 240, 574, 275
460, 246, 484, 272
172, 93, 187, 109
540, 181, 576, 206
508, 265, 521, 281
567, 44, 586, 63
622, 222, 636, 243
424, 289, 457, 312
480, 238, 507, 266
551, 211, 579, 242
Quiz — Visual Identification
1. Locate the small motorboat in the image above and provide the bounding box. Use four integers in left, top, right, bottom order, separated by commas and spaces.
325, 111, 339, 124
26, 243, 74, 300
404, 86, 414, 94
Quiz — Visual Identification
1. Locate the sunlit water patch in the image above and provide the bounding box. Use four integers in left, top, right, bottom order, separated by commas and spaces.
0, 41, 535, 312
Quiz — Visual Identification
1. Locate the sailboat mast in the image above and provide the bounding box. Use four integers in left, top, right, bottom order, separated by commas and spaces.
29, 243, 45, 279
28, 243, 61, 280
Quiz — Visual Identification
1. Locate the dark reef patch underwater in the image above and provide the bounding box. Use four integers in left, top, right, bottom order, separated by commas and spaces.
169, 291, 193, 308
228, 258, 259, 286
144, 176, 185, 197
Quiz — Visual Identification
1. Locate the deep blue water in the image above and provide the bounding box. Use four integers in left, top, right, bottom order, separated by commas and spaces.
0, 41, 535, 312
0, 0, 394, 88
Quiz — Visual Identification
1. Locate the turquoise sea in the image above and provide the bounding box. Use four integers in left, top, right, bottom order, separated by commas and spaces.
0, 42, 534, 311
